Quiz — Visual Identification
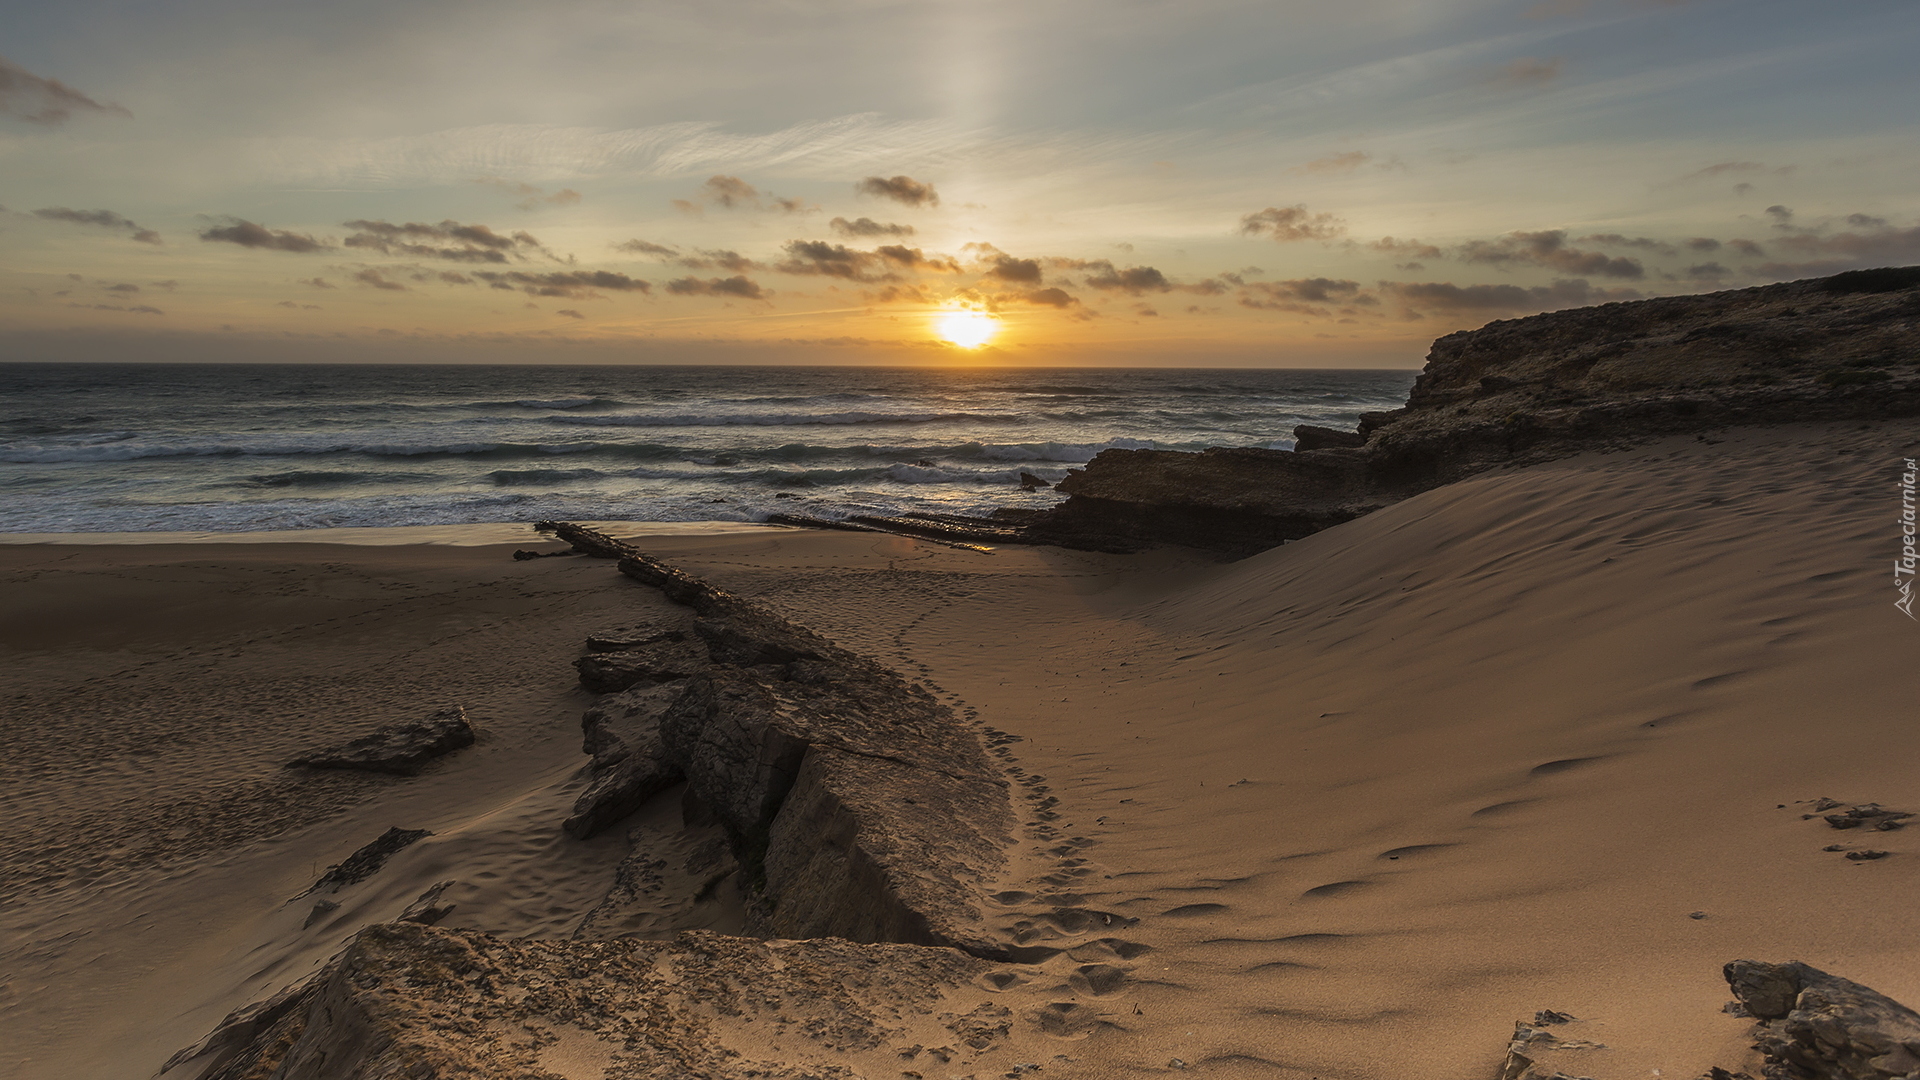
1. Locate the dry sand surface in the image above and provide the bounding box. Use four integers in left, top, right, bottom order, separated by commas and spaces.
2, 420, 1917, 1079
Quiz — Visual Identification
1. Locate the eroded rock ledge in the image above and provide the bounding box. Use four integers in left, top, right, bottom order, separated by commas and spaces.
547, 521, 1016, 958
1027, 267, 1920, 554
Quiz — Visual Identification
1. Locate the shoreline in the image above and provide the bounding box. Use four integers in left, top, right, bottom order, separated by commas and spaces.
0, 519, 789, 547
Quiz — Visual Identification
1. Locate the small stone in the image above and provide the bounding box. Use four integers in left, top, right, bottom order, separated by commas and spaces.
1824, 844, 1847, 852
1690, 911, 1709, 920
302, 899, 338, 929
1534, 1010, 1576, 1025
287, 706, 474, 776
1845, 849, 1890, 861
1167, 1059, 1189, 1070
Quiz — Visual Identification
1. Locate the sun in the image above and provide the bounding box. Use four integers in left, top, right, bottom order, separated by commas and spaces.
933, 306, 999, 349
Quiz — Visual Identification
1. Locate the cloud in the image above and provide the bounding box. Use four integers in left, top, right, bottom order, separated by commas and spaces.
830, 216, 914, 238
982, 254, 1042, 284
1380, 277, 1641, 313
1726, 239, 1765, 256
1685, 237, 1720, 251
471, 269, 651, 298
1500, 57, 1563, 86
1241, 205, 1345, 242
1455, 229, 1644, 279
676, 248, 766, 273
776, 240, 896, 282
1680, 161, 1764, 182
1369, 236, 1443, 260
615, 238, 680, 257
665, 275, 769, 300
556, 309, 585, 319
1765, 204, 1793, 224
105, 283, 139, 293
1018, 287, 1079, 308
1756, 220, 1920, 276
0, 57, 130, 125
1248, 278, 1366, 304
343, 219, 545, 262
474, 176, 582, 210
298, 277, 335, 289
1847, 213, 1889, 229
875, 245, 959, 273
1577, 233, 1671, 253
352, 268, 409, 291
1291, 151, 1370, 175
71, 302, 163, 315
677, 175, 811, 215
200, 219, 329, 253
856, 175, 939, 208
32, 207, 161, 244
1083, 264, 1171, 294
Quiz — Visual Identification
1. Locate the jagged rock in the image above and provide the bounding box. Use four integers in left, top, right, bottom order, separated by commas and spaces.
1724, 959, 1920, 1079
1500, 1019, 1607, 1080
581, 682, 685, 763
1024, 270, 1920, 555
301, 826, 431, 896
564, 751, 685, 840
1292, 423, 1368, 450
1019, 471, 1050, 490
167, 922, 989, 1080
397, 880, 457, 925
585, 624, 688, 652
286, 705, 474, 776
574, 637, 710, 693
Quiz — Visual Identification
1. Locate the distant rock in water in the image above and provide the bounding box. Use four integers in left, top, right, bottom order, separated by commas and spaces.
286, 705, 474, 776
1028, 268, 1920, 555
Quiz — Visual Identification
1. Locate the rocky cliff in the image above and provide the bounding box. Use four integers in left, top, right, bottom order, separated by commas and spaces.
1031, 266, 1920, 554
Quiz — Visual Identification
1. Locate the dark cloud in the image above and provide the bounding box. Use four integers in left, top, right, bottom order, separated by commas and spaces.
33, 207, 161, 244
343, 219, 544, 263
1846, 213, 1889, 229
1241, 205, 1345, 242
298, 277, 335, 289
1685, 237, 1721, 251
70, 302, 162, 315
677, 249, 766, 273
352, 268, 408, 291
1578, 233, 1671, 253
1683, 262, 1730, 279
1019, 288, 1078, 308
830, 216, 915, 238
1759, 221, 1920, 274
983, 254, 1042, 284
1369, 237, 1442, 260
1726, 238, 1765, 256
0, 57, 130, 125
556, 309, 585, 319
1245, 278, 1365, 304
105, 283, 139, 293
1764, 205, 1793, 224
1381, 277, 1641, 313
615, 238, 680, 257
876, 245, 959, 272
474, 176, 582, 210
1455, 230, 1644, 279
1084, 264, 1171, 294
776, 240, 896, 282
471, 269, 651, 298
677, 175, 811, 215
437, 271, 474, 285
200, 219, 328, 253
856, 175, 939, 208
665, 276, 768, 300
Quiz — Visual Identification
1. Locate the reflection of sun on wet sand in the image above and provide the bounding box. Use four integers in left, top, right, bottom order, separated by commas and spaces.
3, 416, 1917, 1080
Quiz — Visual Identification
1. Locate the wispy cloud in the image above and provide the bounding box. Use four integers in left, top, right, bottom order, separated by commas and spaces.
471, 269, 651, 298
1241, 205, 1346, 242
830, 216, 914, 238
343, 219, 546, 262
474, 176, 582, 209
665, 275, 769, 300
33, 206, 161, 244
615, 238, 679, 257
0, 56, 130, 125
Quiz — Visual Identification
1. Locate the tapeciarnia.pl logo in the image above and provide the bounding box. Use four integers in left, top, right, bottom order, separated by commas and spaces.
1899, 457, 1917, 620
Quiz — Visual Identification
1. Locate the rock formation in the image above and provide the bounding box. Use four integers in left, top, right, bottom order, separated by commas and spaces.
285, 705, 473, 776
1020, 268, 1920, 554
1723, 959, 1920, 1079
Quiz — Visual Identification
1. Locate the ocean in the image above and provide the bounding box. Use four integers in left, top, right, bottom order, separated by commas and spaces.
0, 364, 1416, 535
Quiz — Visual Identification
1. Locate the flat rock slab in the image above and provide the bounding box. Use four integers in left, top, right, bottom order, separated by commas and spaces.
575, 639, 710, 693
287, 705, 473, 776
301, 826, 431, 896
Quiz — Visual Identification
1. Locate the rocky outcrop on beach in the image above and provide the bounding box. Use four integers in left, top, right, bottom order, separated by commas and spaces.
1025, 267, 1920, 554
543, 522, 1016, 957
1723, 959, 1920, 1080
284, 705, 473, 775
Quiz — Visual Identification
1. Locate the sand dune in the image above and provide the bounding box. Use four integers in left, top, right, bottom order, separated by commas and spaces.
1, 419, 1915, 1079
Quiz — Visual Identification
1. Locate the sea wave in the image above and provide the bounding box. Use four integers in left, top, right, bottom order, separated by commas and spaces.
546, 409, 1023, 428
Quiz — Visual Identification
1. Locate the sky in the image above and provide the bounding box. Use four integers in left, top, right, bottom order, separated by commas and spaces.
1, 0, 1916, 367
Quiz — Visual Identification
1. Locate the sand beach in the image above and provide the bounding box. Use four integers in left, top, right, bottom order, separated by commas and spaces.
2, 415, 1915, 1080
